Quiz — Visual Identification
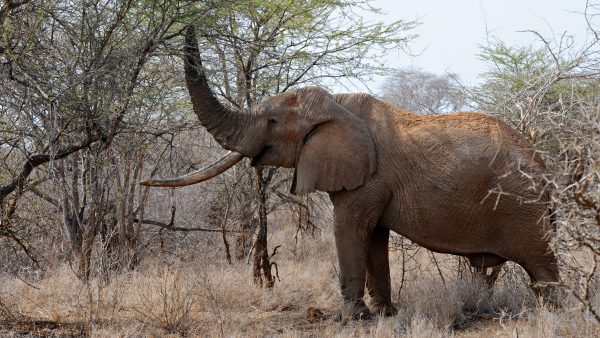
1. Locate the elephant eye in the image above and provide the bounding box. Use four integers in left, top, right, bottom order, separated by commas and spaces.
268, 118, 277, 125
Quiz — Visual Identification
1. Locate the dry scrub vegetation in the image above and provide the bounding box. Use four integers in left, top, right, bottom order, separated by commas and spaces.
1, 221, 599, 337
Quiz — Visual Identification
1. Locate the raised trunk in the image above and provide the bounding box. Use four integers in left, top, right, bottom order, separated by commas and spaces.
184, 25, 246, 150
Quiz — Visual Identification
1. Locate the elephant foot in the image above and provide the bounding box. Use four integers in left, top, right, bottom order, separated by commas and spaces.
333, 300, 373, 322
373, 303, 398, 317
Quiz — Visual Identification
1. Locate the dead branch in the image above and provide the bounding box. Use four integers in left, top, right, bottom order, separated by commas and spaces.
0, 135, 101, 201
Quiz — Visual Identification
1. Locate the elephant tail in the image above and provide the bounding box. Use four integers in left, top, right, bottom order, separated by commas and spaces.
544, 189, 557, 232
548, 206, 557, 232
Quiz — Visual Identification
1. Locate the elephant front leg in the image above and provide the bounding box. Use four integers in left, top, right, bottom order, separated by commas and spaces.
333, 225, 371, 320
366, 226, 398, 317
330, 187, 390, 321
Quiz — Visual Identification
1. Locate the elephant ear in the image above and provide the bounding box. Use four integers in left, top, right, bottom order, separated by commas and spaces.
291, 96, 376, 195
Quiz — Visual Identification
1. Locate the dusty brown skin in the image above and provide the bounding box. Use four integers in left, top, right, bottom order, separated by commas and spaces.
142, 26, 559, 319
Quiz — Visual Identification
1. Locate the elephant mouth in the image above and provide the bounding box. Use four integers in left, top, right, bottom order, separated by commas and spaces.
250, 144, 272, 166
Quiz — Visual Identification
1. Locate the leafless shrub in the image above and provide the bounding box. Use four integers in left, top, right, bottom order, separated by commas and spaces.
381, 67, 468, 114
0, 295, 14, 321
468, 0, 600, 321
130, 266, 197, 334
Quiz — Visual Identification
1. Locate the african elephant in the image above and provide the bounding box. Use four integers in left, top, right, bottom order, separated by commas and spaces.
141, 26, 559, 319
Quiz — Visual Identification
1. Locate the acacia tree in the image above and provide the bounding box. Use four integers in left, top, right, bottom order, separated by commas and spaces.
1, 0, 416, 283
0, 0, 204, 277
170, 0, 417, 286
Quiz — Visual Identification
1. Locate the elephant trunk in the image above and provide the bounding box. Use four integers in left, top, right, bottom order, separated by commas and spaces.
184, 25, 247, 151
139, 27, 248, 188
140, 151, 244, 187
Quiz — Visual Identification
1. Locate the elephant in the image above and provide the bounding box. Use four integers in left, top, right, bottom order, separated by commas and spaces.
141, 26, 559, 319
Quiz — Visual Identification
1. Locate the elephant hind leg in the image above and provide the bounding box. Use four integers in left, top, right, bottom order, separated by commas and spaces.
520, 252, 561, 307
467, 254, 506, 288
472, 265, 503, 288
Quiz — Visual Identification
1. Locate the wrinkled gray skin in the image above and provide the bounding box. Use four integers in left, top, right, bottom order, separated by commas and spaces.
144, 27, 559, 319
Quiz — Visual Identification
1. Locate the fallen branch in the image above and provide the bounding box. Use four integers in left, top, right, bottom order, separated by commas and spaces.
134, 218, 240, 233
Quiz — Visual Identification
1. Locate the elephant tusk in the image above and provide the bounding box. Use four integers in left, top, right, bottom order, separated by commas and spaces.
140, 151, 244, 187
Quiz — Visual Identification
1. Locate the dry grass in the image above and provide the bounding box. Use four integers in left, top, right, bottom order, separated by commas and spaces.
0, 223, 599, 337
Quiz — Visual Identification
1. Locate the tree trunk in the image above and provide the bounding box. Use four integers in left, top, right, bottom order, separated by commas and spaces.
58, 151, 103, 280
115, 149, 144, 269
252, 167, 275, 288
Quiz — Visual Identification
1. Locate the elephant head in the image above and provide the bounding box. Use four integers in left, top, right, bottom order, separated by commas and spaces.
141, 26, 376, 195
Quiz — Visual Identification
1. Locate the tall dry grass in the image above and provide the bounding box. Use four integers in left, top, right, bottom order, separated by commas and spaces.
1, 219, 599, 337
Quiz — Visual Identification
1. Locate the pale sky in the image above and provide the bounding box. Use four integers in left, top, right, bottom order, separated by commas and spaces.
362, 0, 592, 92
